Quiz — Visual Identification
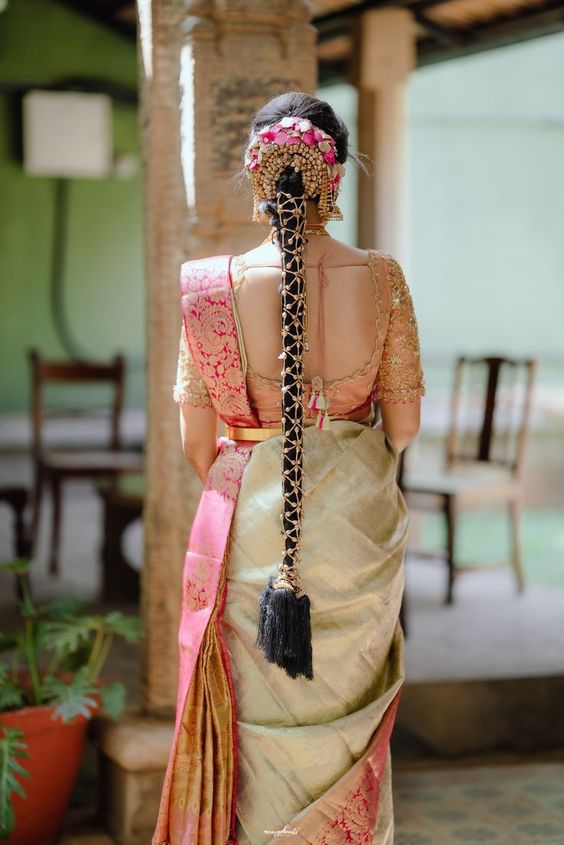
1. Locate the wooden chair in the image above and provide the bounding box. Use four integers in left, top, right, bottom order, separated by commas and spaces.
400, 355, 537, 604
29, 349, 144, 576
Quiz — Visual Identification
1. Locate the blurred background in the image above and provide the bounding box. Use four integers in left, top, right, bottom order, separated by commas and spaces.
0, 1, 563, 843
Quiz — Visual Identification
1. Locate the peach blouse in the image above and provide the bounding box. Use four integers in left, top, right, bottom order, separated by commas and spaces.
173, 250, 426, 425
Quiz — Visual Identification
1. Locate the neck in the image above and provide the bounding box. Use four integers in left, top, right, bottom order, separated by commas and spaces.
305, 199, 322, 225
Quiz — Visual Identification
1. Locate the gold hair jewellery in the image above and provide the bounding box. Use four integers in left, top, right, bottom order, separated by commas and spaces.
244, 116, 345, 223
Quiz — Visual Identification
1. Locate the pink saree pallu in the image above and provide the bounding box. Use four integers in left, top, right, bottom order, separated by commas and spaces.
152, 256, 408, 845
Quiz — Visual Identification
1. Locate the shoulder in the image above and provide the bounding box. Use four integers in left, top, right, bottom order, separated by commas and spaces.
180, 253, 231, 275
179, 254, 233, 294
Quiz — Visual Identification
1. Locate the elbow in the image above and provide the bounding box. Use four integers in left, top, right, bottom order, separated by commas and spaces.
181, 438, 218, 483
395, 419, 421, 453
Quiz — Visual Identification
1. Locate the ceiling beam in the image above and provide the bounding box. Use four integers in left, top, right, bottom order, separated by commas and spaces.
418, 0, 564, 65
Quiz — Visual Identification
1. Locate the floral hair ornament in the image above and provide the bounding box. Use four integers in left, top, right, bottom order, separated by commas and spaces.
244, 115, 346, 223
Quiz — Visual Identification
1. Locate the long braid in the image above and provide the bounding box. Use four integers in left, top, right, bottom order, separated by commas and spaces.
255, 168, 313, 681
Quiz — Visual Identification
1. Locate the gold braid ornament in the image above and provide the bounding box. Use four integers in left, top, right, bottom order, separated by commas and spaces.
255, 187, 314, 681
245, 116, 345, 224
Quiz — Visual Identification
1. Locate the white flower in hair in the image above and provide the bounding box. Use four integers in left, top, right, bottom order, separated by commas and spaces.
298, 119, 312, 132
280, 116, 296, 128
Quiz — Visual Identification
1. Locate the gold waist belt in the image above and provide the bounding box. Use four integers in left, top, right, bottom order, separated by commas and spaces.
226, 425, 282, 441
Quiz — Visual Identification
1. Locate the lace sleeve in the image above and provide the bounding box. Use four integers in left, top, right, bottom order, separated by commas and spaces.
172, 323, 214, 409
373, 256, 426, 404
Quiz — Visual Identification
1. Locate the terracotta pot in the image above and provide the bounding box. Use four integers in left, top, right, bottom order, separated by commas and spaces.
0, 687, 101, 845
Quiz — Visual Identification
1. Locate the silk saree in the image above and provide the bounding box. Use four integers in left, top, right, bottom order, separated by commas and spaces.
152, 254, 414, 845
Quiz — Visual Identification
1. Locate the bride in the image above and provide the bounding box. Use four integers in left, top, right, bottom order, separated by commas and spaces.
152, 90, 425, 845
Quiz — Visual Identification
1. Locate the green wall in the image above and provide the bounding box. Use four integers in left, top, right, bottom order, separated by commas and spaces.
406, 32, 564, 395
0, 0, 143, 413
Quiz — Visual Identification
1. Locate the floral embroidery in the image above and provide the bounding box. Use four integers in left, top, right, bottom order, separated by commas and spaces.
172, 324, 214, 408
230, 254, 247, 302
182, 554, 212, 612
312, 763, 379, 845
180, 256, 257, 426
204, 439, 253, 504
372, 256, 426, 405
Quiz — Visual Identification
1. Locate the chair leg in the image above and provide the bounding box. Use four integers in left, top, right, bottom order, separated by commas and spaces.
30, 464, 45, 558
49, 473, 63, 576
443, 495, 457, 605
508, 499, 525, 593
13, 489, 31, 558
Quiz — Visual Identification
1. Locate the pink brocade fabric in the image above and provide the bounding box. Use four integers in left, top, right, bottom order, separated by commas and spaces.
152, 438, 254, 845
179, 254, 259, 426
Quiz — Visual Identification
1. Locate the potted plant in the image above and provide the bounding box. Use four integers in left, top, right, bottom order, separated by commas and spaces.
0, 559, 143, 845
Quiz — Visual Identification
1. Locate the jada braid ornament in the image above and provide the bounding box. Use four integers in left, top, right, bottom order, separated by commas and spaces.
255, 178, 314, 681
245, 116, 345, 223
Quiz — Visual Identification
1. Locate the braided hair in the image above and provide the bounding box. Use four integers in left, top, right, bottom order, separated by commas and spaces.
248, 94, 351, 680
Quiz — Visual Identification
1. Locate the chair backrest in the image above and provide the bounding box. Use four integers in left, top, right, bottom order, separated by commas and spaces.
28, 349, 125, 458
445, 355, 536, 477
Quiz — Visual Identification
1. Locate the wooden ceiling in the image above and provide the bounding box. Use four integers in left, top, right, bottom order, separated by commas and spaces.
61, 0, 564, 77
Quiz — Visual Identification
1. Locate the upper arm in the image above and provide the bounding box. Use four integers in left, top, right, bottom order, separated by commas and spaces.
372, 256, 426, 437
173, 323, 218, 460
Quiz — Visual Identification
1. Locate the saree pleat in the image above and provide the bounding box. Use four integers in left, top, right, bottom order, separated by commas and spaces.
220, 421, 407, 845
169, 549, 237, 845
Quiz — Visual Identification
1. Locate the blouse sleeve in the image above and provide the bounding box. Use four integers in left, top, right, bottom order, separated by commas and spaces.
172, 323, 214, 409
373, 256, 426, 404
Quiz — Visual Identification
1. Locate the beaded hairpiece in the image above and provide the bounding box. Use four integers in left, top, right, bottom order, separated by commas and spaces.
244, 116, 346, 223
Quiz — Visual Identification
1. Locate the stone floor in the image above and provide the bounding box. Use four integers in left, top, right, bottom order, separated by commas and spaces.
394, 760, 564, 845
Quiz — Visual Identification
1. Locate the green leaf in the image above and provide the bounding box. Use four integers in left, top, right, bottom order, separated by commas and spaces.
100, 681, 126, 721
41, 669, 98, 722
99, 611, 143, 643
0, 727, 31, 840
0, 634, 18, 654
0, 664, 26, 713
42, 618, 95, 658
38, 597, 90, 620
0, 560, 31, 576
0, 681, 25, 712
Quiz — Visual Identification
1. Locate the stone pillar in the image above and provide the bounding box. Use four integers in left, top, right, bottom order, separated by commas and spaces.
98, 5, 317, 843
137, 0, 198, 719
179, 2, 318, 258
357, 8, 416, 266
139, 0, 316, 720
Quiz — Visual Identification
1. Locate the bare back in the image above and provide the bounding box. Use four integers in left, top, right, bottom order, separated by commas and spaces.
232, 234, 404, 425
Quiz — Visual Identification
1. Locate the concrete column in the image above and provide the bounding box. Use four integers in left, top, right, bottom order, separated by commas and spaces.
357, 8, 416, 266
139, 0, 316, 717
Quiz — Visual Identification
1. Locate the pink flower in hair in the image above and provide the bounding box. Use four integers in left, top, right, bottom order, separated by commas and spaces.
323, 149, 336, 164
274, 131, 289, 144
259, 129, 276, 143
286, 135, 300, 145
302, 131, 315, 146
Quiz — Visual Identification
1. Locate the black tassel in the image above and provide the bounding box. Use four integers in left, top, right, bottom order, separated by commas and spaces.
256, 574, 313, 680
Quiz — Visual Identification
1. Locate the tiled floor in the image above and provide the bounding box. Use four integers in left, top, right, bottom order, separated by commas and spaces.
394, 762, 564, 845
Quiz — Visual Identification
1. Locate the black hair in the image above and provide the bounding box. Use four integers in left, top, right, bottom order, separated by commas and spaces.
254, 92, 355, 682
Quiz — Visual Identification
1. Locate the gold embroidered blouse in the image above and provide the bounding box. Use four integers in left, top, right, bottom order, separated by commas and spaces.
173, 252, 426, 416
